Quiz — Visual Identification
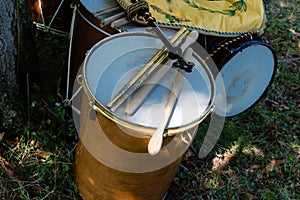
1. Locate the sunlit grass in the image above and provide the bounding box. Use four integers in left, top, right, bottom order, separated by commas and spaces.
168, 1, 299, 198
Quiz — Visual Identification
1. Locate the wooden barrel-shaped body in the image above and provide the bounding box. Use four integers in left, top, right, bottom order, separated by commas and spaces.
75, 92, 199, 200
68, 4, 118, 92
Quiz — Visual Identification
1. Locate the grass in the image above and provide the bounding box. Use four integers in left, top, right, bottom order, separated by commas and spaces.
166, 0, 300, 199
0, 0, 299, 199
0, 31, 79, 199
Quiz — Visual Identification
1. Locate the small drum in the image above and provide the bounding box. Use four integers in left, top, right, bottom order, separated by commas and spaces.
24, 0, 73, 35
75, 32, 215, 199
202, 34, 277, 117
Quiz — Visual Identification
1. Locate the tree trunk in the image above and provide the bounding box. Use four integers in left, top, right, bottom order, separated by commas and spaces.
0, 0, 35, 135
0, 0, 17, 90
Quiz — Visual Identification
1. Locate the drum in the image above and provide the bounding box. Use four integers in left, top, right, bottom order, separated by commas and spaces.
67, 0, 118, 96
199, 34, 277, 117
75, 32, 215, 199
67, 0, 176, 98
24, 0, 73, 35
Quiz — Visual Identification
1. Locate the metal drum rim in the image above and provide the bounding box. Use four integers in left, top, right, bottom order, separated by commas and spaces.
81, 31, 216, 136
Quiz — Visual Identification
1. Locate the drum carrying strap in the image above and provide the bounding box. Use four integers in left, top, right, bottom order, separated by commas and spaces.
115, 0, 266, 36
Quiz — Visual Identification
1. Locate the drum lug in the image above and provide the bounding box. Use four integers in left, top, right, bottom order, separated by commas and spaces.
180, 132, 192, 145
77, 74, 83, 85
88, 102, 97, 120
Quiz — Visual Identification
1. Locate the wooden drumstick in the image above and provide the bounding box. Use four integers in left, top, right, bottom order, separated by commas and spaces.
101, 12, 126, 27
93, 5, 121, 17
109, 30, 190, 112
106, 28, 188, 109
110, 17, 130, 28
148, 47, 194, 156
125, 31, 199, 116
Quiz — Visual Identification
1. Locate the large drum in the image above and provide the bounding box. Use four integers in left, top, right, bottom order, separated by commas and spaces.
75, 32, 215, 199
67, 0, 276, 199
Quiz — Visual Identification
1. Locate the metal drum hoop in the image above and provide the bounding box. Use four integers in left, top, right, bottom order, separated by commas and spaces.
81, 32, 216, 137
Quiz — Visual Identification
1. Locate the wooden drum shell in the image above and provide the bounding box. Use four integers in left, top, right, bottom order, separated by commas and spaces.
75, 91, 199, 200
69, 5, 118, 91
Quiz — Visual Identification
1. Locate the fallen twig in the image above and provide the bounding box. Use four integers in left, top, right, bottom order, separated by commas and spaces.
278, 57, 300, 63
0, 153, 22, 182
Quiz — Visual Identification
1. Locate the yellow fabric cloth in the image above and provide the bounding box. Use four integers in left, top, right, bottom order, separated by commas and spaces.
117, 0, 266, 36
146, 0, 265, 36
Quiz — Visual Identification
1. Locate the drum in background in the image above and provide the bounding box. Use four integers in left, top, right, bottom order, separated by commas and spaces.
68, 0, 119, 95
24, 0, 73, 35
197, 34, 277, 117
75, 32, 215, 199
69, 0, 177, 92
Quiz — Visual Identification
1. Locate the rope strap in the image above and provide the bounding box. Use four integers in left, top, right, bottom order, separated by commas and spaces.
116, 0, 149, 20
204, 32, 255, 61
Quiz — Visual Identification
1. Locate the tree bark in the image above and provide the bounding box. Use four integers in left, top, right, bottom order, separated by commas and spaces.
0, 0, 35, 135
0, 0, 17, 90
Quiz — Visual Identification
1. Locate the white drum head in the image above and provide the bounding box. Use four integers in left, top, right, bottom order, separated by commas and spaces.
214, 44, 275, 117
83, 32, 214, 131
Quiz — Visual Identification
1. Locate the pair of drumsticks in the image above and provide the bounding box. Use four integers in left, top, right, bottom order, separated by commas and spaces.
107, 26, 199, 155
92, 5, 130, 28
